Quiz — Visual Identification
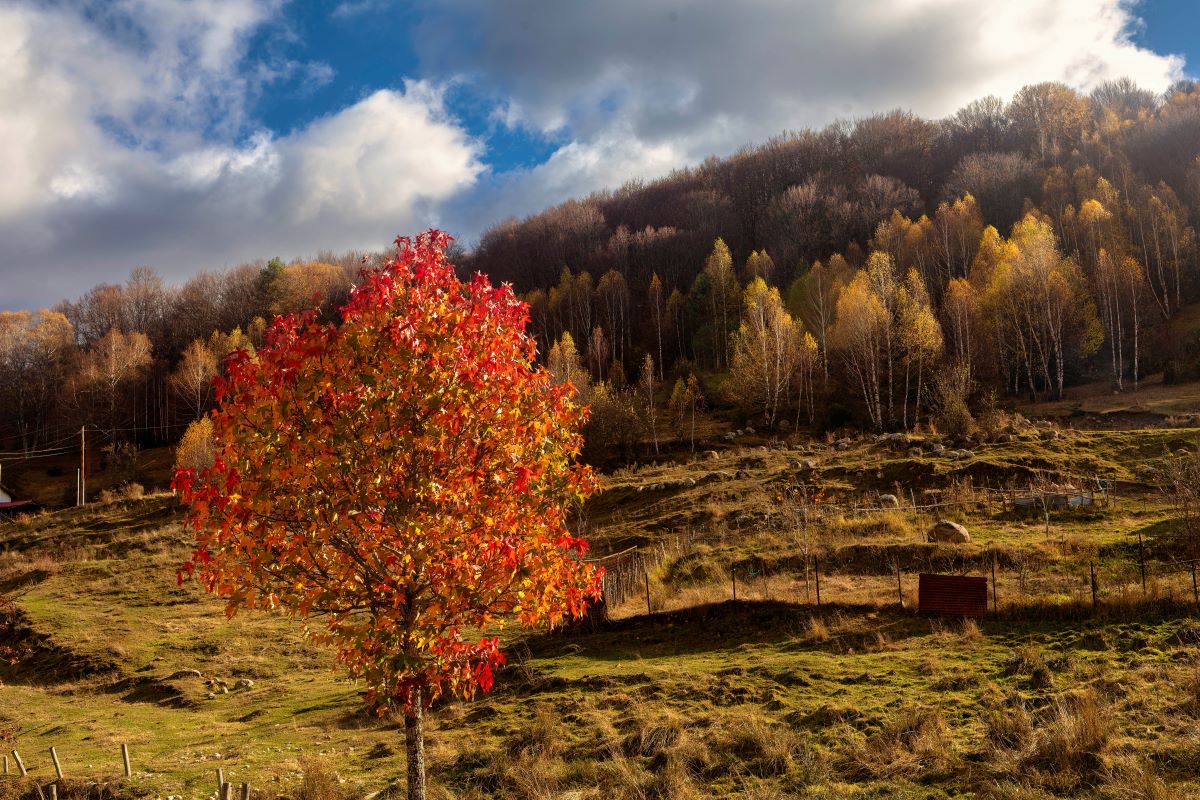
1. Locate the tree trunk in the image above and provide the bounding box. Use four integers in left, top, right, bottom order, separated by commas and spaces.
404, 686, 427, 800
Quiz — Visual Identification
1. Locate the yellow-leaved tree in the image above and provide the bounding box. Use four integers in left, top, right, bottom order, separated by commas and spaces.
727, 278, 801, 429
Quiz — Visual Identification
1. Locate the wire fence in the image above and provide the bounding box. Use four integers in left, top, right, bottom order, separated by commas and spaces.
588, 492, 1200, 622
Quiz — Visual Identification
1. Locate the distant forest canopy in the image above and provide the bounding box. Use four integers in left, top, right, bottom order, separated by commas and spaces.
4, 78, 1200, 457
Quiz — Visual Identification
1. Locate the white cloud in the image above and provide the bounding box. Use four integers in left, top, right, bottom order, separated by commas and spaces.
421, 0, 1186, 239
331, 1, 392, 20
0, 2, 482, 310
0, 0, 1189, 308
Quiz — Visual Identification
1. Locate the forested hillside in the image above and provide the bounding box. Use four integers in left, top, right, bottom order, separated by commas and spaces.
467, 80, 1200, 426
4, 79, 1200, 461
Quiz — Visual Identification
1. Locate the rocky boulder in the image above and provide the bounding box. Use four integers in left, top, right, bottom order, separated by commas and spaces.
927, 520, 970, 544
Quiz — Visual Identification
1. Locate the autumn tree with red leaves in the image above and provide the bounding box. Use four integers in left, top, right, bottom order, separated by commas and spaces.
174, 230, 601, 800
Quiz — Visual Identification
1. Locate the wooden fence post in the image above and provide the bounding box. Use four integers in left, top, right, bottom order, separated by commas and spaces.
3, 754, 8, 774
814, 558, 822, 608
216, 768, 225, 795
49, 747, 62, 780
895, 561, 903, 608
1191, 560, 1199, 613
48, 785, 56, 800
240, 782, 250, 800
731, 565, 737, 601
1090, 561, 1098, 611
644, 571, 651, 616
991, 553, 998, 613
221, 781, 231, 800
12, 751, 27, 776
1138, 530, 1147, 594
121, 743, 131, 778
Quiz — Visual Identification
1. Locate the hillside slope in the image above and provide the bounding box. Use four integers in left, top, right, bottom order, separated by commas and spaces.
4, 427, 1200, 798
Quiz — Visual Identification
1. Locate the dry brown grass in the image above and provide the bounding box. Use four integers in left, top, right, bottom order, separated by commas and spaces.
1025, 689, 1114, 789
829, 511, 918, 542
837, 706, 956, 781
707, 712, 796, 778
980, 685, 1034, 750
1005, 644, 1054, 689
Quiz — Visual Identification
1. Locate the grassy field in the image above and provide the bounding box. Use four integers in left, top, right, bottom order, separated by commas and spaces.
4, 426, 1200, 799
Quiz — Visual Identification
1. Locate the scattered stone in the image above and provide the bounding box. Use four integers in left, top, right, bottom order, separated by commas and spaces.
205, 692, 216, 700
835, 440, 850, 451
735, 469, 751, 479
745, 426, 756, 435
927, 520, 970, 543
724, 432, 737, 441
796, 458, 817, 471
166, 669, 203, 680
233, 678, 255, 690
878, 494, 900, 509
705, 450, 720, 460
927, 442, 946, 454
1040, 429, 1060, 441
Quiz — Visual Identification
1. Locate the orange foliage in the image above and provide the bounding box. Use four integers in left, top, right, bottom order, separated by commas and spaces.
175, 230, 601, 715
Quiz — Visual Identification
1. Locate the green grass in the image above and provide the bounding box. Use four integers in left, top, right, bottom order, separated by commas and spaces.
4, 426, 1200, 798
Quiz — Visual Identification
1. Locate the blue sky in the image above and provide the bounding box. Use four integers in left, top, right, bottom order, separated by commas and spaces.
0, 0, 1196, 310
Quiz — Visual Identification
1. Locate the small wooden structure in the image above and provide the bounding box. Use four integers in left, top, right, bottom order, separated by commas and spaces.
918, 573, 988, 617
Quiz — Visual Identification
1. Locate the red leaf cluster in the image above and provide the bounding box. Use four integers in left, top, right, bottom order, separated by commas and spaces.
174, 230, 601, 712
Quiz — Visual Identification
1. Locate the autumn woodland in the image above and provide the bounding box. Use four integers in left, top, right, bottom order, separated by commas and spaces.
3, 81, 1200, 459
6, 78, 1200, 800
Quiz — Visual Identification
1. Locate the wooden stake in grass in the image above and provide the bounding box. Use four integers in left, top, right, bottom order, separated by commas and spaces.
894, 561, 903, 609
991, 553, 998, 613
49, 747, 62, 780
11, 750, 27, 776
121, 743, 131, 778
1138, 530, 1147, 594
731, 565, 737, 601
644, 570, 651, 616
49, 784, 56, 800
814, 557, 822, 608
216, 768, 225, 795
1191, 560, 1199, 613
240, 781, 250, 800
220, 781, 231, 800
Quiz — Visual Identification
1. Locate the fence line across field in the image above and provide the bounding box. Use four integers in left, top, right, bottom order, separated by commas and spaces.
588, 514, 1200, 618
